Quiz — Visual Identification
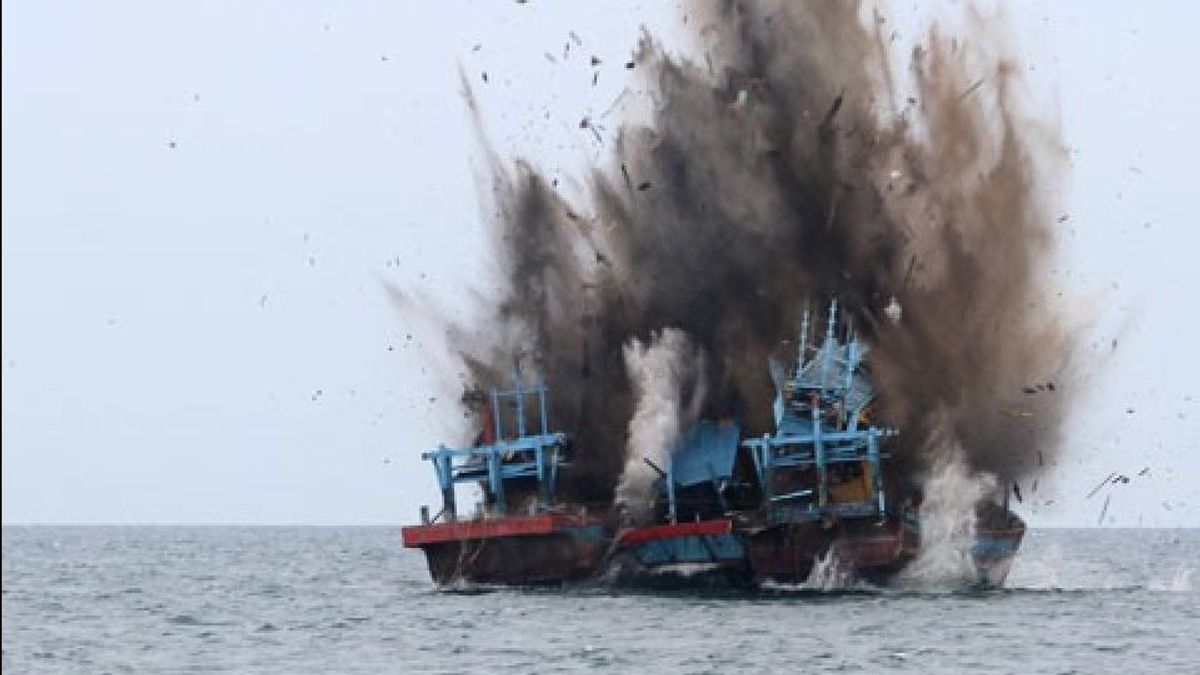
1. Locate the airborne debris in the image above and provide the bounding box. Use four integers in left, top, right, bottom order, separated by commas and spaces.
958, 77, 985, 100
637, 181, 652, 191
732, 88, 749, 112
884, 296, 902, 322
1086, 472, 1116, 499
1022, 382, 1057, 395
819, 92, 844, 131
599, 88, 630, 118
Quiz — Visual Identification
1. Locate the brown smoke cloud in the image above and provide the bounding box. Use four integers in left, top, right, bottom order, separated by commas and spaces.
453, 1, 1072, 503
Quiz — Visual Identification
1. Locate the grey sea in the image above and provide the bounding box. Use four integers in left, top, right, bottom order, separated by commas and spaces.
2, 527, 1196, 674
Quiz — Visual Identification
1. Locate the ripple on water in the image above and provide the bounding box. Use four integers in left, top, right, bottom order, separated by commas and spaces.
2, 527, 1197, 674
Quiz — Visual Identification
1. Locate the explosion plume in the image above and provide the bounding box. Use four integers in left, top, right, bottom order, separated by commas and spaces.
454, 1, 1071, 505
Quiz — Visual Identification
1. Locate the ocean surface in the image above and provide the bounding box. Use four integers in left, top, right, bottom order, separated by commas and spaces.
2, 527, 1196, 674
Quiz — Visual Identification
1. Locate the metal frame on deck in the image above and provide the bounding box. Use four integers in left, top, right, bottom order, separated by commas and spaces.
742, 300, 897, 523
421, 375, 567, 521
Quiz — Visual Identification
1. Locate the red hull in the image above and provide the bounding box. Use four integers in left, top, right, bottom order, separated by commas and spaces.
402, 514, 607, 586
616, 518, 733, 547
747, 520, 918, 583
401, 513, 591, 546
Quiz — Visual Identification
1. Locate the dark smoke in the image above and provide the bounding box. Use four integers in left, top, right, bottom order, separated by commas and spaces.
454, 1, 1071, 504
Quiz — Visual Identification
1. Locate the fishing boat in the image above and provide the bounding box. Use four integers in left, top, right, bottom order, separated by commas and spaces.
400, 381, 607, 585
403, 301, 1025, 588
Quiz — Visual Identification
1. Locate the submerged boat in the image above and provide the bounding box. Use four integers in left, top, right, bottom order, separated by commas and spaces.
402, 301, 1025, 588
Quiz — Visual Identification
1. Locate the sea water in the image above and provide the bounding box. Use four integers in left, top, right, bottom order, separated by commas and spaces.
2, 526, 1196, 673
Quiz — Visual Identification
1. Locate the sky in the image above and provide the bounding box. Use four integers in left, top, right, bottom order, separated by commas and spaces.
2, 1, 1197, 526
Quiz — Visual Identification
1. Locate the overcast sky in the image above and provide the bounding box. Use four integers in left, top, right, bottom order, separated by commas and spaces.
2, 1, 1197, 526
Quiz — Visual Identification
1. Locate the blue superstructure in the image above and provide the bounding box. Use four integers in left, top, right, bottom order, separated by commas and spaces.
420, 375, 568, 521
742, 299, 896, 523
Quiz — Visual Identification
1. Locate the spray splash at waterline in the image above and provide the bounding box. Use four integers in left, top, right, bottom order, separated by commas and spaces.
897, 413, 1000, 588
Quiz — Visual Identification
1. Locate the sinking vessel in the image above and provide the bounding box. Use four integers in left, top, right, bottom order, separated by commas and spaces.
400, 382, 607, 585
402, 300, 1025, 588
612, 301, 1025, 587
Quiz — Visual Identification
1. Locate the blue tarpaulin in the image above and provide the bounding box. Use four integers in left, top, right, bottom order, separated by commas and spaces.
671, 420, 742, 487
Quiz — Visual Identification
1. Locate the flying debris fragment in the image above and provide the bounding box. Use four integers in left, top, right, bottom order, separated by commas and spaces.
884, 296, 902, 322
1087, 472, 1117, 499
620, 163, 633, 191
958, 77, 985, 100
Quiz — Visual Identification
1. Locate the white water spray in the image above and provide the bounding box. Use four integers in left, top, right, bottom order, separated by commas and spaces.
614, 328, 706, 522
801, 549, 857, 591
898, 415, 997, 588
